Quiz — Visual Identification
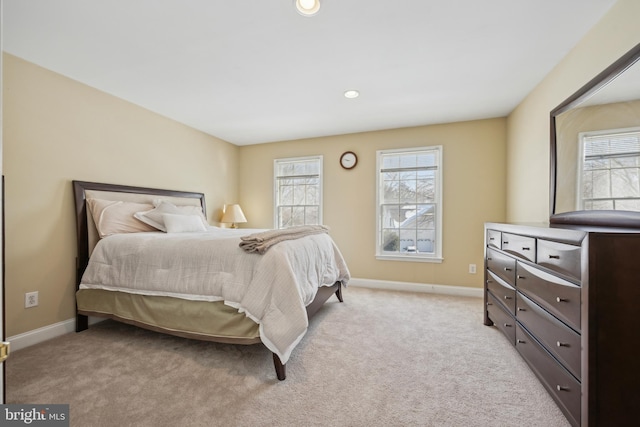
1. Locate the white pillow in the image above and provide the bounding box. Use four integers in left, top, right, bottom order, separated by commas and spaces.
134, 200, 207, 232
86, 198, 156, 238
163, 213, 208, 233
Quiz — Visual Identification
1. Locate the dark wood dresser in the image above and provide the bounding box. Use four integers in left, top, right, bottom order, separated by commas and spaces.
484, 222, 640, 427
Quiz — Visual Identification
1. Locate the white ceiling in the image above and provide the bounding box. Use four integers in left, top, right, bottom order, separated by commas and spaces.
2, 0, 617, 146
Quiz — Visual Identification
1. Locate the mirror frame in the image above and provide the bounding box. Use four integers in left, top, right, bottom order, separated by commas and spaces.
550, 42, 640, 228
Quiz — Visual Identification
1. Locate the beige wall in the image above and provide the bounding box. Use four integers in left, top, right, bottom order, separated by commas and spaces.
239, 118, 507, 288
2, 54, 239, 336
506, 0, 640, 222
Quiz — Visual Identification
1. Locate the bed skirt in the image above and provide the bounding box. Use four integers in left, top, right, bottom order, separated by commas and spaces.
76, 289, 261, 344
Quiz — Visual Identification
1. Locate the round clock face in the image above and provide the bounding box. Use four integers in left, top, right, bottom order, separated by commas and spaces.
340, 151, 357, 169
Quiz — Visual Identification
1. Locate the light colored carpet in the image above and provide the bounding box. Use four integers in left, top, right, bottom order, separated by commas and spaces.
6, 286, 570, 426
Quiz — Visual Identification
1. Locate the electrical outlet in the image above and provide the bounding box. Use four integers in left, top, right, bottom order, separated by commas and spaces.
25, 291, 39, 308
469, 264, 477, 274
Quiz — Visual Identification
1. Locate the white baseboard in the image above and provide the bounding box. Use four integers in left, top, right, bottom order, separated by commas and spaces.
8, 280, 480, 351
348, 278, 483, 298
7, 317, 104, 352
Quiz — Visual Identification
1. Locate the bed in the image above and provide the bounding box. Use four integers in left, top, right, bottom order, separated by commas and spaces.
72, 180, 350, 380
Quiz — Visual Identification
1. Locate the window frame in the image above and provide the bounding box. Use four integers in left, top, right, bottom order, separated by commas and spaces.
273, 155, 323, 229
577, 127, 640, 211
375, 146, 443, 263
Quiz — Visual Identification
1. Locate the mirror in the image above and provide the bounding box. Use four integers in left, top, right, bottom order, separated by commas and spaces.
550, 42, 640, 228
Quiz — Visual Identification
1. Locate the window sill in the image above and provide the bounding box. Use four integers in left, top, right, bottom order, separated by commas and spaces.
376, 254, 443, 263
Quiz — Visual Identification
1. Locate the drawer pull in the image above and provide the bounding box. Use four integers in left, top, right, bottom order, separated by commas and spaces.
503, 241, 509, 245
557, 341, 569, 348
486, 280, 493, 284
517, 275, 526, 279
504, 267, 512, 271
487, 257, 492, 261
504, 295, 513, 300
489, 237, 495, 241
556, 297, 568, 303
556, 385, 570, 392
548, 254, 560, 259
522, 247, 530, 251
486, 302, 493, 306
503, 323, 513, 328
517, 307, 526, 312
516, 339, 526, 344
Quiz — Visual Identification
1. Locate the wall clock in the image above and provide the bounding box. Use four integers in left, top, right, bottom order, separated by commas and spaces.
340, 151, 358, 170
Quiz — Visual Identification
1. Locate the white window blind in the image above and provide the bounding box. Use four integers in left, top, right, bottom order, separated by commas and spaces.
580, 129, 640, 211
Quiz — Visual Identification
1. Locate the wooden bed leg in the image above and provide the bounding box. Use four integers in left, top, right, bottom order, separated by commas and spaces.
273, 353, 286, 381
76, 313, 89, 332
335, 283, 344, 302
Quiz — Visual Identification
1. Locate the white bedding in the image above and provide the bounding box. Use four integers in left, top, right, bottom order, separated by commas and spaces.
79, 227, 350, 363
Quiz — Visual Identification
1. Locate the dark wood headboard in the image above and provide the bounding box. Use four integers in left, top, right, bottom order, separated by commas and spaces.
72, 180, 206, 293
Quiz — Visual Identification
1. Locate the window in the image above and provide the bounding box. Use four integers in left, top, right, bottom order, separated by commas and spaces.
579, 128, 640, 211
274, 156, 323, 229
376, 146, 443, 262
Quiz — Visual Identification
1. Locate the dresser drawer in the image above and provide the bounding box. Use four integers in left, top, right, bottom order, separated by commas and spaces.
487, 229, 501, 249
502, 232, 536, 262
516, 292, 581, 380
516, 324, 580, 427
516, 262, 581, 332
487, 291, 515, 345
537, 239, 582, 282
486, 270, 516, 314
486, 248, 516, 286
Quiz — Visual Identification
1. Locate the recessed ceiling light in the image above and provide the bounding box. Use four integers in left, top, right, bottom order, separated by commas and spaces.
344, 90, 360, 99
295, 0, 321, 17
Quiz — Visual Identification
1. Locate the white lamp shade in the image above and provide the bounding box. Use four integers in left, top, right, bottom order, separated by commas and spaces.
221, 204, 247, 226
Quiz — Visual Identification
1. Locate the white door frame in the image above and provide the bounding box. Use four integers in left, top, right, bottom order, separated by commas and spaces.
1, 0, 6, 404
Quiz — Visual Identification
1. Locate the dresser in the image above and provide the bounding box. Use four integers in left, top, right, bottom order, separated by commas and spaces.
484, 222, 640, 427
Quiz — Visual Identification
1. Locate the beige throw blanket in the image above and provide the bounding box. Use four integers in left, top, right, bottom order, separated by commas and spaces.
240, 225, 330, 254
